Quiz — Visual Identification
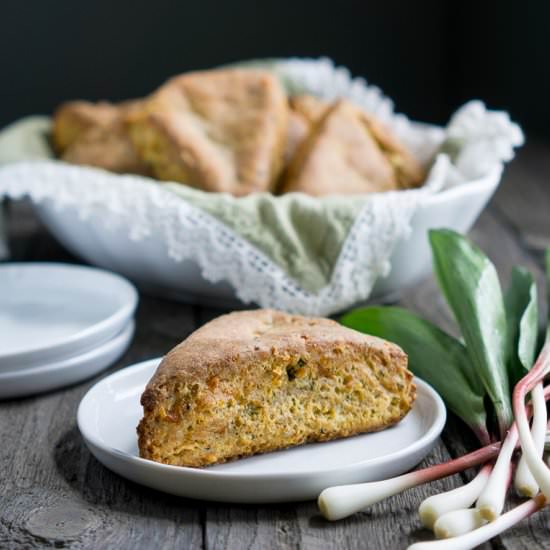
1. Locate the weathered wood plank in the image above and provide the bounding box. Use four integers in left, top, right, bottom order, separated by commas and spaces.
490, 140, 550, 254
4, 199, 75, 264
203, 444, 471, 550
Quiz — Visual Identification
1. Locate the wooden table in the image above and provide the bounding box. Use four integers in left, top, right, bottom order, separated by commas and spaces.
2, 143, 550, 549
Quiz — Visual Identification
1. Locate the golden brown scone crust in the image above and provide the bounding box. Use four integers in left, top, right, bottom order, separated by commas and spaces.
52, 100, 119, 153
61, 100, 150, 175
127, 69, 289, 196
283, 95, 331, 165
358, 111, 425, 189
284, 110, 309, 165
290, 94, 330, 124
138, 309, 415, 468
62, 119, 150, 175
54, 100, 150, 175
280, 95, 424, 194
280, 100, 400, 196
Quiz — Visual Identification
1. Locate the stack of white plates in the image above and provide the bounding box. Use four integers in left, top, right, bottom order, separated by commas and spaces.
0, 263, 138, 399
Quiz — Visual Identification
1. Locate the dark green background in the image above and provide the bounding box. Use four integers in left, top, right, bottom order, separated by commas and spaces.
1, 0, 548, 138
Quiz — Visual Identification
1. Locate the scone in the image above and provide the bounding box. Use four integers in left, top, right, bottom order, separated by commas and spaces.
280, 100, 401, 195
127, 68, 289, 196
54, 100, 150, 175
61, 119, 150, 175
280, 95, 424, 194
137, 309, 415, 467
52, 100, 119, 153
290, 94, 330, 124
284, 110, 309, 165
283, 95, 331, 164
358, 110, 425, 189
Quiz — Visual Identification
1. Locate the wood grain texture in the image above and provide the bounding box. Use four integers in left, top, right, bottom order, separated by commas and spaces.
203, 445, 471, 550
2, 141, 550, 549
491, 141, 550, 254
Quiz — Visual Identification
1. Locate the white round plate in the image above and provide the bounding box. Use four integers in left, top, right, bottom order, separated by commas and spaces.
78, 358, 446, 503
0, 320, 134, 399
0, 263, 138, 371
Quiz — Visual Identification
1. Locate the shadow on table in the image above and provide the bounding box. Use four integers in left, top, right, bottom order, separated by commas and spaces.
54, 426, 205, 521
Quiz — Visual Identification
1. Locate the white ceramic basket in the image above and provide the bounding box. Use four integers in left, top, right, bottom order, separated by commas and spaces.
29, 167, 500, 309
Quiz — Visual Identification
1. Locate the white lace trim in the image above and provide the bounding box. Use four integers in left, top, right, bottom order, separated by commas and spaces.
0, 59, 523, 315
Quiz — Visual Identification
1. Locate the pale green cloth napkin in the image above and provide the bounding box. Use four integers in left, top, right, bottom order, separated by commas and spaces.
0, 116, 371, 291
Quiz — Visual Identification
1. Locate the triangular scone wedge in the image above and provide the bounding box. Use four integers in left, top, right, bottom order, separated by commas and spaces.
127, 69, 288, 196
358, 111, 425, 189
61, 100, 150, 175
52, 100, 120, 154
280, 99, 400, 196
138, 309, 415, 467
281, 95, 424, 193
283, 95, 331, 164
62, 119, 150, 175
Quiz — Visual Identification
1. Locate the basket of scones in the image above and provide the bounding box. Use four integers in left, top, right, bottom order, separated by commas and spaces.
0, 58, 523, 314
52, 65, 425, 196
